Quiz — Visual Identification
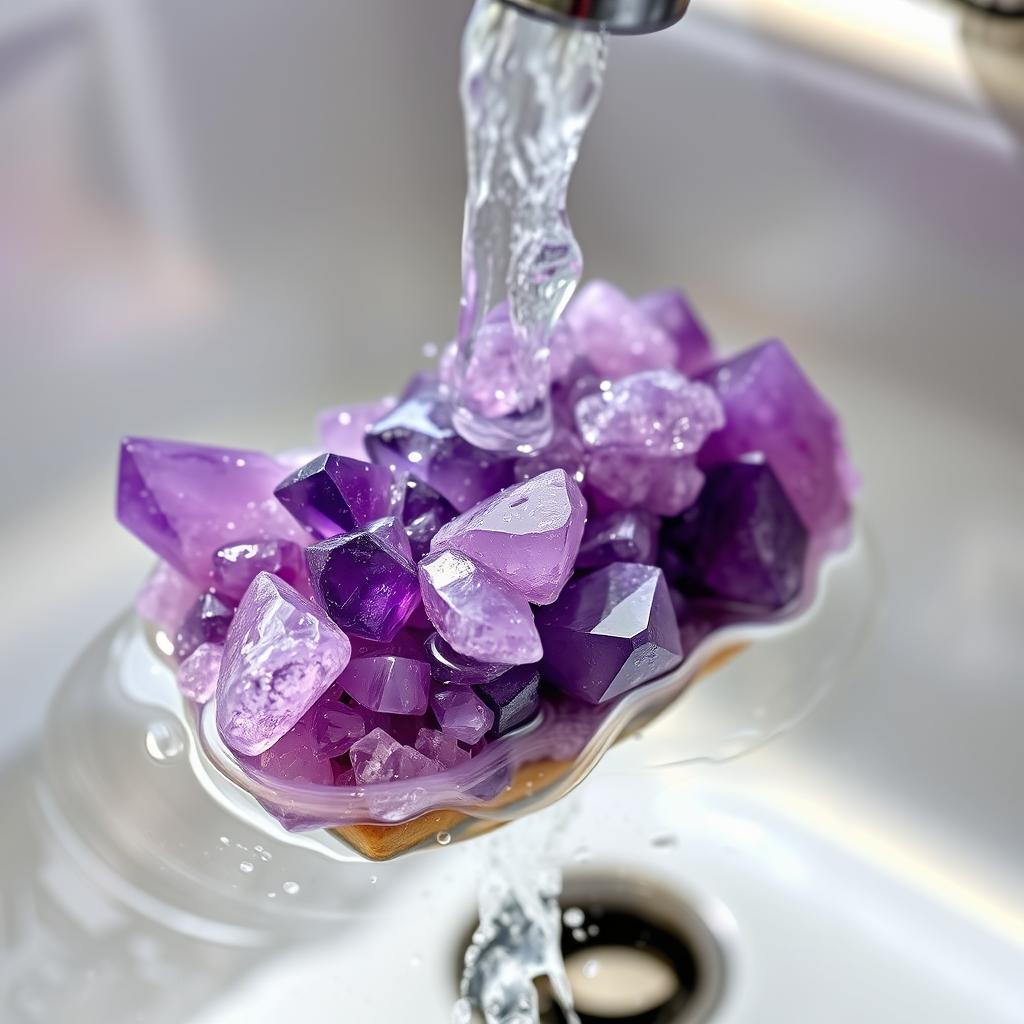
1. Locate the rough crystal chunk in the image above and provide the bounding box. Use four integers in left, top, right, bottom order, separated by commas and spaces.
175, 592, 234, 662
661, 460, 808, 611
274, 453, 392, 539
419, 550, 542, 665
364, 514, 414, 562
698, 340, 855, 538
318, 398, 397, 461
306, 527, 420, 642
117, 437, 303, 588
586, 449, 706, 518
340, 654, 430, 715
216, 572, 352, 756
212, 538, 308, 602
431, 469, 586, 605
242, 715, 334, 786
474, 665, 541, 735
177, 642, 222, 704
394, 474, 457, 562
636, 290, 714, 376
415, 727, 471, 769
576, 510, 658, 570
347, 728, 402, 784
430, 686, 495, 745
535, 563, 683, 704
364, 387, 516, 511
310, 702, 366, 758
564, 281, 676, 380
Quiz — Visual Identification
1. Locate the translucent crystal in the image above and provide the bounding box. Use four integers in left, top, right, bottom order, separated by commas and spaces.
177, 642, 222, 704
174, 592, 234, 662
212, 538, 308, 602
430, 686, 495, 745
415, 727, 471, 769
576, 509, 658, 570
636, 289, 714, 375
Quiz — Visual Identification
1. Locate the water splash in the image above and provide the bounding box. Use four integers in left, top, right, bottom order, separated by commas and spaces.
446, 0, 607, 453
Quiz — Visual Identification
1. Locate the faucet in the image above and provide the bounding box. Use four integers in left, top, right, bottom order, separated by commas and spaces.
499, 0, 689, 34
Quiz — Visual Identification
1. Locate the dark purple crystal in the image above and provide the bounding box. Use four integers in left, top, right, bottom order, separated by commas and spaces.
394, 474, 457, 561
175, 592, 234, 662
474, 665, 541, 736
212, 538, 307, 602
576, 510, 658, 570
636, 289, 713, 376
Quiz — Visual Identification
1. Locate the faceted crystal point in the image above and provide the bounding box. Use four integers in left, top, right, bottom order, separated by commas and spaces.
364, 515, 414, 562
318, 398, 397, 461
430, 686, 495, 745
216, 572, 352, 756
340, 655, 430, 715
535, 563, 683, 705
135, 561, 199, 634
415, 727, 471, 769
364, 388, 516, 511
431, 469, 586, 605
425, 632, 509, 686
585, 449, 706, 518
177, 642, 222, 704
311, 702, 366, 758
698, 340, 854, 538
419, 550, 542, 665
349, 728, 402, 784
274, 453, 392, 539
576, 510, 658, 570
394, 474, 457, 562
306, 528, 421, 642
212, 538, 308, 602
661, 460, 808, 611
636, 290, 714, 376
117, 437, 303, 587
564, 280, 676, 380
474, 665, 541, 736
175, 592, 234, 662
575, 370, 724, 458
242, 715, 335, 786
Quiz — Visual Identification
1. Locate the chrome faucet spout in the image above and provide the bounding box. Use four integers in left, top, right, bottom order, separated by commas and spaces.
499, 0, 689, 34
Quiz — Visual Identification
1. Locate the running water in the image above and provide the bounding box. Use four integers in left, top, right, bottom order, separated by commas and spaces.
444, 0, 607, 453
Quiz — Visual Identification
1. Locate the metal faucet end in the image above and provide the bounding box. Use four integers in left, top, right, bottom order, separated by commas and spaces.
499, 0, 690, 35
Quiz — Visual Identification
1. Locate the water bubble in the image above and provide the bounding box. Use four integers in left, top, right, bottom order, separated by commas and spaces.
282, 881, 300, 895
436, 831, 452, 846
562, 907, 585, 929
587, 924, 599, 937
144, 720, 185, 762
572, 927, 587, 943
254, 845, 273, 862
266, 892, 277, 899
422, 342, 439, 359
581, 958, 600, 979
218, 836, 230, 846
239, 861, 254, 873
369, 874, 378, 885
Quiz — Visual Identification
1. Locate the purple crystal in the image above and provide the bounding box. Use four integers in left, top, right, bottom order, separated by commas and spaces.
430, 686, 494, 744
117, 438, 304, 588
349, 728, 402, 783
274, 453, 392, 539
576, 510, 658, 570
564, 281, 676, 380
175, 592, 234, 662
364, 387, 516, 511
535, 563, 683, 704
661, 460, 808, 611
212, 538, 308, 602
311, 702, 366, 757
306, 527, 420, 642
514, 426, 587, 486
364, 515, 414, 562
318, 398, 397, 460
431, 469, 586, 605
586, 449, 706, 518
419, 550, 542, 665
135, 562, 199, 634
394, 474, 457, 562
575, 370, 724, 458
415, 727, 471, 769
636, 290, 714, 376
243, 715, 335, 786
216, 572, 352, 756
177, 642, 222, 704
698, 340, 854, 538
474, 665, 541, 735
425, 632, 509, 686
340, 655, 430, 715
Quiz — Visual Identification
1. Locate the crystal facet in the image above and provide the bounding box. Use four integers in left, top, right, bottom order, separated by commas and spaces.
177, 642, 222, 704
431, 469, 586, 605
311, 702, 366, 758
576, 509, 658, 570
306, 527, 421, 642
636, 290, 713, 376
340, 654, 431, 715
474, 665, 541, 735
535, 562, 683, 704
274, 453, 392, 539
348, 728, 402, 784
698, 340, 854, 538
394, 474, 457, 562
661, 460, 808, 611
585, 449, 706, 518
175, 592, 234, 662
212, 538, 308, 602
415, 728, 471, 769
216, 572, 352, 756
364, 515, 414, 562
242, 715, 335, 786
430, 686, 495, 745
419, 550, 542, 665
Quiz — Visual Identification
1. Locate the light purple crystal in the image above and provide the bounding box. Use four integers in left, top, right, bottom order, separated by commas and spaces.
310, 702, 366, 758
474, 665, 541, 735
535, 563, 683, 704
175, 592, 234, 662
216, 572, 352, 756
430, 469, 586, 605
318, 398, 397, 460
117, 438, 303, 588
212, 538, 308, 602
340, 655, 430, 715
564, 281, 676, 380
586, 449, 706, 518
135, 561, 199, 634
349, 728, 402, 783
177, 642, 222, 704
575, 370, 724, 458
636, 289, 714, 376
306, 527, 421, 642
430, 686, 494, 745
391, 745, 442, 781
576, 509, 658, 570
419, 550, 542, 665
274, 453, 392, 539
698, 340, 855, 538
415, 727, 471, 769
242, 715, 335, 786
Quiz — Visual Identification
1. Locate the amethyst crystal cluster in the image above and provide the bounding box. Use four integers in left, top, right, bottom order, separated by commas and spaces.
118, 281, 853, 817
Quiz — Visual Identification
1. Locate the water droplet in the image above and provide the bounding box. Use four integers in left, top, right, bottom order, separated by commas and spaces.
651, 834, 678, 849
218, 836, 230, 846
145, 721, 185, 762
587, 924, 599, 937
582, 958, 600, 979
266, 892, 277, 899
239, 861, 254, 873
563, 907, 585, 929
572, 927, 587, 942
282, 881, 300, 895
369, 874, 378, 885
436, 831, 452, 846
422, 341, 439, 359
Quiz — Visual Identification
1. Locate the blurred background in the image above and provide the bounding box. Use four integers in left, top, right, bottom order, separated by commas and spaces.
1, 0, 1022, 1020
